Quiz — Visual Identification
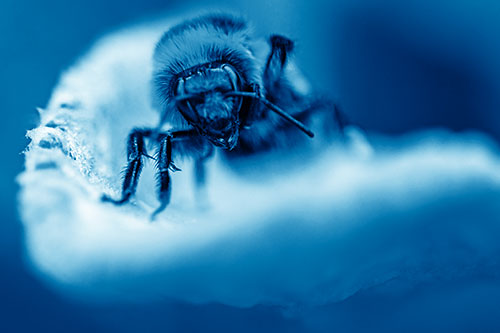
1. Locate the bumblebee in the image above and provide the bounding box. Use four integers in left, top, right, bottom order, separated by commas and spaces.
102, 13, 345, 217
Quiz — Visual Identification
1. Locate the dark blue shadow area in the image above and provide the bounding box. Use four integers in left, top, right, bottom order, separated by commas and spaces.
334, 0, 500, 139
299, 278, 500, 333
2, 260, 302, 332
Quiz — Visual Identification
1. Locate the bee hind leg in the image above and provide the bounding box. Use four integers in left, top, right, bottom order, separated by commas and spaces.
293, 99, 349, 138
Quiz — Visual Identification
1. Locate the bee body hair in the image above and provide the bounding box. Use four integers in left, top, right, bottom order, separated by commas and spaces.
152, 13, 264, 128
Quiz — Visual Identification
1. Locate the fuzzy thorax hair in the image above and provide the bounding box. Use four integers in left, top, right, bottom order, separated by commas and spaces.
152, 13, 263, 128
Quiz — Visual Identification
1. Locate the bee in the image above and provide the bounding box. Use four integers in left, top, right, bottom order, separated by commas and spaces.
102, 13, 346, 217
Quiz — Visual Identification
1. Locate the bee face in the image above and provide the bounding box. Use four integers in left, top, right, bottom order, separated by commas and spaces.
175, 63, 243, 150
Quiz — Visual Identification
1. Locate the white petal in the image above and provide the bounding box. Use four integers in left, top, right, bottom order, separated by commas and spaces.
18, 18, 500, 308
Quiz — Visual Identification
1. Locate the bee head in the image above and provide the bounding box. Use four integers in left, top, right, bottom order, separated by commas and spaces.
175, 63, 243, 150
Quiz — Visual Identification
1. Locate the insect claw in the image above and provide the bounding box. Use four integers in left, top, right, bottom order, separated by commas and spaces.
150, 204, 165, 221
169, 163, 182, 172
142, 153, 156, 160
150, 211, 158, 222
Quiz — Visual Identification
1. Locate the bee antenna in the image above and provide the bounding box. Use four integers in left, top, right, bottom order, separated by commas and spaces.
175, 94, 202, 103
225, 91, 315, 138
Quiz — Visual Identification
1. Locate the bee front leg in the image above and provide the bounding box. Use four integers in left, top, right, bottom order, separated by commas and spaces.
102, 129, 151, 205
151, 134, 175, 219
150, 129, 200, 218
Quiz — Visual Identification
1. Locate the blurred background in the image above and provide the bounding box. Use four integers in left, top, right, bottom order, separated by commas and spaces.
2, 0, 500, 331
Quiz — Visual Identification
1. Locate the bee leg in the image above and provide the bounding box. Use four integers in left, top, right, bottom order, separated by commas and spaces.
263, 34, 294, 91
195, 145, 214, 188
291, 99, 348, 138
151, 134, 174, 219
150, 129, 201, 219
102, 129, 151, 205
194, 145, 214, 207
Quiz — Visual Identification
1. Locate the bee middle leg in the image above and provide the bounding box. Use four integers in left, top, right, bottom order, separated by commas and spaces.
263, 34, 294, 93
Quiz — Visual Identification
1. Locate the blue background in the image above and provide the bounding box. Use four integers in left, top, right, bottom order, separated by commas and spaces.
2, 0, 500, 331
